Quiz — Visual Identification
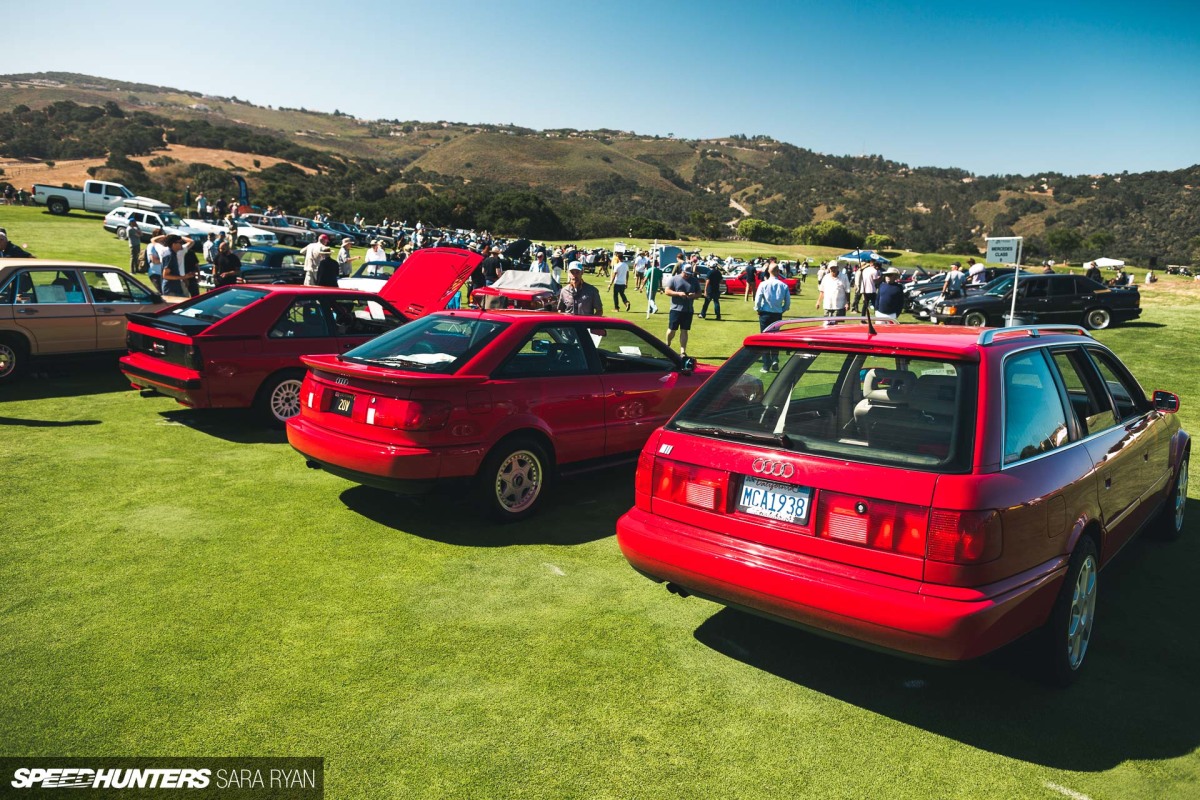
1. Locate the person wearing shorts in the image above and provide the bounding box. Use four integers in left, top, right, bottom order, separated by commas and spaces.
663, 263, 702, 356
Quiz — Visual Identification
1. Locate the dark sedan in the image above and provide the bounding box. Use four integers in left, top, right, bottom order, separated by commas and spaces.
930, 272, 1142, 330
199, 246, 305, 289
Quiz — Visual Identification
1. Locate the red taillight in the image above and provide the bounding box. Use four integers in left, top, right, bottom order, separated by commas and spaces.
816, 492, 929, 556
926, 510, 1002, 564
634, 448, 655, 511
183, 343, 202, 371
367, 398, 452, 431
651, 459, 729, 511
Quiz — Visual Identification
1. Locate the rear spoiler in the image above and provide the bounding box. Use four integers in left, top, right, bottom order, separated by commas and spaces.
301, 355, 489, 387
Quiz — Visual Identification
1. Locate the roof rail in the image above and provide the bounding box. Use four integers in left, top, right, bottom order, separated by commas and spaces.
977, 324, 1092, 346
764, 316, 900, 334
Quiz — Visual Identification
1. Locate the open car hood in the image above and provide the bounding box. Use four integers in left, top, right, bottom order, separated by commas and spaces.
376, 247, 483, 319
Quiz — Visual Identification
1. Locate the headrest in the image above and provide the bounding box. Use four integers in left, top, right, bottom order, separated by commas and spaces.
913, 374, 958, 415
863, 369, 918, 405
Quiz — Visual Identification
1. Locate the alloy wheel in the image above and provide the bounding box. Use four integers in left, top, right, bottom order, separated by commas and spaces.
1066, 554, 1098, 670
270, 378, 303, 421
494, 450, 543, 514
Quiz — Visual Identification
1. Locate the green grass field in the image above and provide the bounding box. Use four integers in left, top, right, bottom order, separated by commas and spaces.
2, 205, 1199, 799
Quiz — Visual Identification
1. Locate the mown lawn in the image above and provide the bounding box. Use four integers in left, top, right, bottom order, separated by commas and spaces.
1, 204, 1199, 798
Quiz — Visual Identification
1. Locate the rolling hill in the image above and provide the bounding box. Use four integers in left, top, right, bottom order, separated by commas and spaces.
1, 72, 1196, 264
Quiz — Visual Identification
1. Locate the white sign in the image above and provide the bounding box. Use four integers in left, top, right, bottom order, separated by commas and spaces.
986, 236, 1023, 265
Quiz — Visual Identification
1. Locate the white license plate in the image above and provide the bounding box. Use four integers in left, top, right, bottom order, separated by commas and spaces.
738, 476, 811, 525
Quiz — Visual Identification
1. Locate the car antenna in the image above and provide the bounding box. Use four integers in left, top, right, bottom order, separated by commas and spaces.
865, 300, 877, 336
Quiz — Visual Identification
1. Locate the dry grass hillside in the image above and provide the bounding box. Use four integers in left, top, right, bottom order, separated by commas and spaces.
0, 145, 315, 194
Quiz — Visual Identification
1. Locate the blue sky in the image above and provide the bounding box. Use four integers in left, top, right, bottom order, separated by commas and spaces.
3, 0, 1197, 175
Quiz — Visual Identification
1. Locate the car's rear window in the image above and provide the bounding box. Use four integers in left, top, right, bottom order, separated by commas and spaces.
669, 346, 977, 472
167, 288, 269, 323
343, 314, 509, 374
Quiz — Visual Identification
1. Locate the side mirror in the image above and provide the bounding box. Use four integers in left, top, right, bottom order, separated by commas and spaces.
1153, 390, 1180, 413
680, 356, 697, 375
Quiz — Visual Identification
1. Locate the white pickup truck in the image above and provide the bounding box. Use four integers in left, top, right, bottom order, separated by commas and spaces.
33, 180, 169, 216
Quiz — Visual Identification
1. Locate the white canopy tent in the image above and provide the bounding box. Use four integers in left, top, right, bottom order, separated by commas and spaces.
1089, 257, 1125, 269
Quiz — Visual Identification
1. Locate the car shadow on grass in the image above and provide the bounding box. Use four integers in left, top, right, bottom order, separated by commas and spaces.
338, 464, 635, 547
693, 500, 1200, 771
5, 355, 129, 401
157, 409, 287, 444
1117, 321, 1167, 329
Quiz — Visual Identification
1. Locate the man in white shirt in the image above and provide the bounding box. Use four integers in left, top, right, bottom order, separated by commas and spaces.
337, 238, 357, 277
300, 234, 331, 286
858, 261, 880, 311
815, 262, 850, 324
364, 240, 387, 265
967, 258, 986, 284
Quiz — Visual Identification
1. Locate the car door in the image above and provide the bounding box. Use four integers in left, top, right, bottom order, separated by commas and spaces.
1048, 345, 1153, 558
1086, 347, 1163, 546
8, 268, 96, 354
80, 269, 164, 350
321, 296, 407, 353
1045, 276, 1085, 322
1017, 276, 1052, 320
587, 324, 693, 457
491, 324, 605, 464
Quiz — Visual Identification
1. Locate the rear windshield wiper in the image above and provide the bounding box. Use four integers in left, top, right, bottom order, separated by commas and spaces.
676, 424, 803, 450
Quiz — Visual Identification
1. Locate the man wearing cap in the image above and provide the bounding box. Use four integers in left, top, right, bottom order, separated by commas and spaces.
0, 229, 32, 258
146, 232, 170, 293
159, 235, 190, 296
941, 262, 965, 300
967, 257, 986, 285
300, 235, 331, 286
479, 246, 504, 286
337, 238, 357, 277
874, 268, 905, 320
364, 240, 387, 268
662, 261, 702, 357
557, 263, 603, 316
125, 218, 142, 272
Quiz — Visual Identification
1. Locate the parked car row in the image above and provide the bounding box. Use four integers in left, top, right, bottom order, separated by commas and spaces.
4, 252, 1188, 688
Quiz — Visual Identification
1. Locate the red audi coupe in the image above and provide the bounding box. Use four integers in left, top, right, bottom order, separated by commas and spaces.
287, 310, 717, 520
616, 320, 1188, 684
120, 248, 482, 425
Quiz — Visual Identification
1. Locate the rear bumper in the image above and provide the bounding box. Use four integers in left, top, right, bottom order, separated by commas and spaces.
120, 356, 208, 407
616, 508, 1065, 662
287, 415, 483, 489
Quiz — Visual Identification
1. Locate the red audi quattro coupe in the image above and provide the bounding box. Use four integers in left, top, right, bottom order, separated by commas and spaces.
120, 248, 481, 425
616, 320, 1188, 684
287, 310, 717, 520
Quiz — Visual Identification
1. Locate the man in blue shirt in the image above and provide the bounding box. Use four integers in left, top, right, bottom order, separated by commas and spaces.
754, 263, 791, 371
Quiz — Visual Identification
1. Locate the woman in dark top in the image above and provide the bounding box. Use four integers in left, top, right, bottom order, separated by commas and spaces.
315, 249, 341, 287
212, 242, 242, 288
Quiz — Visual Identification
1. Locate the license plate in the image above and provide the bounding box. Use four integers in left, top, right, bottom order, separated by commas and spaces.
329, 391, 355, 417
738, 476, 811, 525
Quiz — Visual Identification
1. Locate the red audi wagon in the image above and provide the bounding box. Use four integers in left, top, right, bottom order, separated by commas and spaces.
616, 320, 1188, 684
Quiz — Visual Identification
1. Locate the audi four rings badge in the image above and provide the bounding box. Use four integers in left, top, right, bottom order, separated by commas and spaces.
752, 459, 794, 478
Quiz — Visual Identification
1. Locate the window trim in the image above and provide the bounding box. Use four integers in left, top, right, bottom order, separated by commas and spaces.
999, 346, 1072, 468
493, 323, 596, 379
